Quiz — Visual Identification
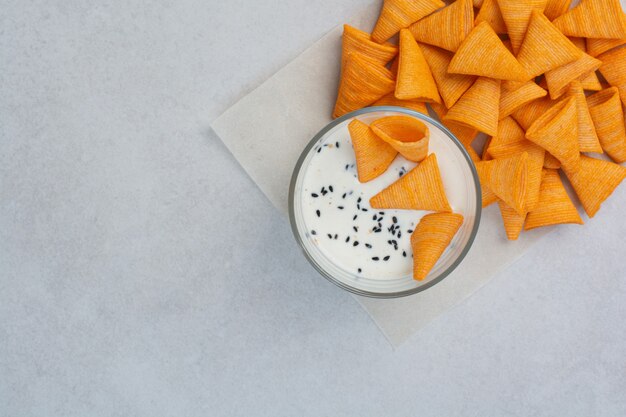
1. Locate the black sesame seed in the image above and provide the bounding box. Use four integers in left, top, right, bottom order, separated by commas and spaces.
311, 193, 319, 198
336, 141, 340, 148
311, 230, 317, 235
407, 229, 413, 234
342, 193, 347, 199
337, 206, 344, 210
329, 185, 334, 192
321, 186, 326, 192
316, 210, 321, 217
362, 208, 368, 212
352, 215, 357, 221
357, 197, 362, 203
317, 147, 322, 153
334, 234, 338, 239
379, 212, 384, 215
357, 204, 361, 210
345, 236, 350, 243
327, 234, 332, 239
353, 226, 358, 232
349, 190, 353, 195
345, 164, 349, 170
403, 251, 407, 257
373, 214, 377, 221
398, 231, 402, 239
374, 229, 381, 233
378, 222, 382, 228
365, 243, 372, 248
372, 257, 380, 261
358, 268, 362, 273
383, 256, 390, 261
399, 172, 404, 177
387, 240, 392, 244
353, 241, 359, 247
321, 190, 328, 196
393, 216, 398, 223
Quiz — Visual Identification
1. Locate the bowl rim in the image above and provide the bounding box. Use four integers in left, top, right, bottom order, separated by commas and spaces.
288, 106, 482, 299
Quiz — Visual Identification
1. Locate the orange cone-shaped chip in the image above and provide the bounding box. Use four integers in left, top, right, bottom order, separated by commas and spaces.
565, 82, 603, 154
420, 44, 476, 108
544, 0, 572, 21
545, 52, 602, 99
476, 160, 499, 207
408, 0, 474, 52
475, 0, 508, 34
598, 46, 626, 105
525, 169, 584, 230
349, 119, 398, 182
498, 201, 526, 240
370, 153, 452, 211
586, 88, 626, 163
517, 11, 583, 79
333, 53, 396, 118
395, 30, 441, 102
373, 93, 428, 114
371, 115, 430, 162
448, 22, 529, 81
411, 212, 464, 280
526, 96, 581, 172
543, 152, 561, 169
341, 25, 398, 71
511, 96, 557, 130
486, 119, 545, 212
497, 0, 548, 54
478, 152, 530, 215
430, 103, 479, 146
565, 155, 626, 217
372, 0, 446, 43
587, 37, 626, 57
499, 81, 548, 119
553, 0, 626, 39
444, 77, 501, 136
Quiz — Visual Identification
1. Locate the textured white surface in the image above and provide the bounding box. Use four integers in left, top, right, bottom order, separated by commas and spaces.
1, 1, 626, 416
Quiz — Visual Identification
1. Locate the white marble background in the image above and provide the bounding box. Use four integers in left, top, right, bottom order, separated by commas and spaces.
1, 1, 625, 416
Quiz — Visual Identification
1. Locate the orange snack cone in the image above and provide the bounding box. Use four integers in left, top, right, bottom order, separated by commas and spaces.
349, 119, 398, 182
496, 0, 548, 54
420, 44, 476, 108
553, 0, 626, 39
372, 0, 446, 43
511, 96, 556, 130
430, 102, 479, 146
476, 161, 500, 207
333, 53, 396, 118
543, 152, 562, 169
395, 30, 441, 102
544, 0, 572, 21
586, 87, 626, 163
517, 11, 583, 78
408, 0, 474, 52
598, 46, 626, 105
587, 37, 626, 57
444, 77, 501, 136
525, 169, 584, 230
341, 25, 398, 70
373, 93, 428, 114
448, 22, 529, 81
565, 82, 603, 154
544, 52, 602, 99
411, 213, 464, 280
475, 0, 508, 34
486, 118, 545, 212
371, 115, 430, 162
370, 153, 452, 212
499, 81, 548, 120
565, 155, 626, 217
498, 201, 526, 240
477, 152, 530, 215
526, 96, 581, 173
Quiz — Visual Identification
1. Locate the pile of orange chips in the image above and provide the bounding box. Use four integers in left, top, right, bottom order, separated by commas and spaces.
335, 0, 626, 247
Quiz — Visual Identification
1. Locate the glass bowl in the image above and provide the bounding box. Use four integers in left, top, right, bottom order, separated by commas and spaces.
289, 106, 481, 298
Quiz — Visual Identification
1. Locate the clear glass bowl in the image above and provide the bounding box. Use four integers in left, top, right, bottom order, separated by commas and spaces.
289, 107, 482, 298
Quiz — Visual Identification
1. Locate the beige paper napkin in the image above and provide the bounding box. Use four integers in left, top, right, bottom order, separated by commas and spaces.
211, 6, 553, 346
